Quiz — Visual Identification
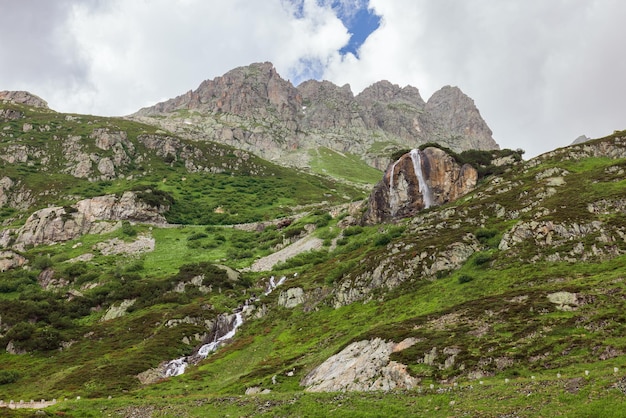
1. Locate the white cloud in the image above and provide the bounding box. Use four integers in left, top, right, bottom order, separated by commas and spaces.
64, 0, 348, 115
2, 0, 625, 157
321, 0, 626, 156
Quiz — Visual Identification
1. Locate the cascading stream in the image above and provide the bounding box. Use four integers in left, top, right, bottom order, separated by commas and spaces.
409, 149, 433, 208
162, 274, 290, 378
388, 159, 400, 216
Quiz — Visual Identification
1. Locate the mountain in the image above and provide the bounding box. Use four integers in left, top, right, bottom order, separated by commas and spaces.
130, 62, 499, 173
1, 82, 626, 416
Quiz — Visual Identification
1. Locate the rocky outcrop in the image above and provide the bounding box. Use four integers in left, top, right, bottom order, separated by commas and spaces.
0, 250, 27, 272
301, 338, 419, 392
131, 62, 499, 170
93, 234, 155, 256
363, 147, 478, 224
101, 299, 136, 321
0, 91, 49, 109
277, 287, 305, 308
9, 192, 167, 248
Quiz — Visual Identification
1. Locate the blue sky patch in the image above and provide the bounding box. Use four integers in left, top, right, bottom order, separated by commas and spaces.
334, 2, 381, 57
286, 0, 381, 58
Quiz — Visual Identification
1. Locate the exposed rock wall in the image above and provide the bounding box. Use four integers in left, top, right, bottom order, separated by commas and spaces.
9, 192, 167, 248
0, 91, 49, 108
131, 62, 499, 169
301, 337, 419, 392
363, 147, 478, 224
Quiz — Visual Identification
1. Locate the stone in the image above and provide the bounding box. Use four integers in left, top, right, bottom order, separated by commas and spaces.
301, 337, 419, 392
0, 91, 49, 108
0, 250, 27, 272
277, 287, 305, 308
101, 299, 136, 321
547, 291, 579, 311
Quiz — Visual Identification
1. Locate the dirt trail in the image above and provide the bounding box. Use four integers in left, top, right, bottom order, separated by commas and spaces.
247, 234, 323, 272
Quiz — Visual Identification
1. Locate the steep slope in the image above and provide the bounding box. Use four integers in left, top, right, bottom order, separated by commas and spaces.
1, 123, 626, 417
0, 94, 365, 228
2, 89, 626, 416
130, 62, 499, 174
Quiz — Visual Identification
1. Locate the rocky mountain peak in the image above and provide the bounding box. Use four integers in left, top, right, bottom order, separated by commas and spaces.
356, 80, 425, 106
0, 90, 49, 109
130, 62, 500, 172
135, 62, 301, 120
425, 85, 498, 150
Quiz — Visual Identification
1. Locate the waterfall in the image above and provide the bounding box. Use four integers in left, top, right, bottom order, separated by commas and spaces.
388, 159, 400, 215
264, 275, 287, 296
162, 312, 244, 377
161, 273, 292, 378
163, 357, 187, 377
409, 149, 433, 209
196, 312, 244, 357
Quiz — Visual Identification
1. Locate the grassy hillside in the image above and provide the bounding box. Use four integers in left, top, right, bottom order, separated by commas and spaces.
1, 100, 626, 416
0, 101, 366, 228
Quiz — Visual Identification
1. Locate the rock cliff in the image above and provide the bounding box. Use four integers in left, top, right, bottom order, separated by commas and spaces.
4, 191, 168, 248
363, 147, 478, 224
0, 91, 49, 109
131, 62, 499, 170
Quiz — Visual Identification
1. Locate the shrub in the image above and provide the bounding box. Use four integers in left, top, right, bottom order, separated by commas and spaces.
458, 274, 474, 284
32, 255, 53, 271
374, 235, 392, 246
335, 237, 349, 246
187, 232, 208, 241
343, 226, 363, 236
63, 262, 88, 278
473, 253, 493, 266
5, 321, 35, 341
314, 213, 332, 228
121, 220, 137, 237
475, 228, 498, 244
0, 370, 19, 385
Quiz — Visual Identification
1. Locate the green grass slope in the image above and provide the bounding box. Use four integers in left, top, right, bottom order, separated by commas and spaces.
1, 104, 626, 416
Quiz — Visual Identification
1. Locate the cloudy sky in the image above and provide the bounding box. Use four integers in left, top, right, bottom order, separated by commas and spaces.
1, 0, 625, 158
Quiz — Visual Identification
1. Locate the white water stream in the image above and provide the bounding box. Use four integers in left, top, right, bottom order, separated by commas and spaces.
388, 159, 400, 215
409, 149, 433, 208
162, 274, 289, 378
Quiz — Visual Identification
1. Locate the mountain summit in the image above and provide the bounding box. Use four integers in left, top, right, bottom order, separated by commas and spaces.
131, 62, 498, 170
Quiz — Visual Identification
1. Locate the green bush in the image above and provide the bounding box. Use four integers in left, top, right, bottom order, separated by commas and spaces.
121, 220, 137, 237
475, 228, 498, 244
33, 255, 53, 270
473, 253, 493, 266
63, 262, 88, 278
314, 213, 332, 228
187, 232, 208, 241
0, 370, 19, 385
335, 237, 349, 246
374, 235, 392, 246
458, 274, 474, 284
343, 226, 363, 236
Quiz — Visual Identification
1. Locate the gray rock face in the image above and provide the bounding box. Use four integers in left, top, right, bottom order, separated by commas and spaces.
0, 91, 49, 108
131, 62, 499, 170
425, 86, 497, 150
363, 147, 478, 224
10, 192, 167, 248
277, 287, 305, 308
301, 337, 419, 392
0, 250, 27, 272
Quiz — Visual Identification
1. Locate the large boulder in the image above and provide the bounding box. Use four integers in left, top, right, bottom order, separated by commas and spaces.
12, 192, 168, 248
363, 147, 478, 224
301, 337, 419, 392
